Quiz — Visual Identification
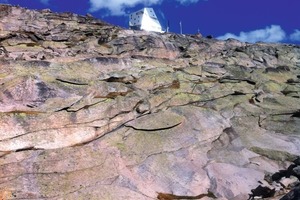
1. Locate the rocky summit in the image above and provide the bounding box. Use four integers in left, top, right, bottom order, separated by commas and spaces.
0, 4, 300, 200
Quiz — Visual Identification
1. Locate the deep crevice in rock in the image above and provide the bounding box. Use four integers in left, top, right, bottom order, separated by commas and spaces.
124, 122, 182, 132
249, 185, 276, 200
55, 78, 89, 85
291, 111, 300, 118
15, 146, 43, 152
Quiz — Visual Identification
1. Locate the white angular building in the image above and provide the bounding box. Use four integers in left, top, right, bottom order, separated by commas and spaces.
129, 8, 163, 33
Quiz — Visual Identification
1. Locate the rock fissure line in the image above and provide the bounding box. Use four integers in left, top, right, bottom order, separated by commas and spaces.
55, 78, 89, 86
126, 139, 207, 170
12, 175, 121, 200
0, 162, 108, 184
124, 122, 182, 132
168, 91, 249, 109
0, 125, 83, 143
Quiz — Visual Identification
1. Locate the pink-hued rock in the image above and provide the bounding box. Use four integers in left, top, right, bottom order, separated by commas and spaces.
206, 163, 264, 199
0, 4, 300, 200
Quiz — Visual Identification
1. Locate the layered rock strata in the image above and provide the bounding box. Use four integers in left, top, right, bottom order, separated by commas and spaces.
0, 4, 300, 200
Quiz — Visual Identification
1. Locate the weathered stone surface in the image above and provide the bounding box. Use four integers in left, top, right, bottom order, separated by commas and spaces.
206, 163, 265, 198
0, 4, 300, 200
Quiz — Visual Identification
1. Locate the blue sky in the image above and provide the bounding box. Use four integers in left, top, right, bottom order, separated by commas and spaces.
1, 0, 300, 44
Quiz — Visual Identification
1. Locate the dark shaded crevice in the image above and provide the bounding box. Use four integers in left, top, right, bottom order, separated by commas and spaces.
271, 164, 298, 182
136, 191, 156, 200
175, 69, 203, 80
289, 95, 299, 99
72, 124, 123, 147
170, 91, 249, 109
151, 80, 181, 93
1, 110, 45, 115
65, 101, 102, 112
124, 122, 182, 132
103, 76, 137, 84
0, 120, 102, 143
26, 32, 44, 44
286, 79, 300, 84
0, 127, 63, 142
0, 45, 9, 57
95, 90, 133, 99
0, 151, 12, 159
291, 111, 300, 118
206, 126, 239, 158
134, 100, 151, 114
15, 146, 44, 152
26, 103, 37, 108
165, 98, 218, 111
258, 115, 266, 127
149, 94, 176, 111
54, 98, 84, 113
264, 66, 290, 73
264, 110, 300, 118
61, 98, 108, 113
203, 62, 225, 69
218, 77, 256, 85
66, 109, 133, 127
245, 79, 257, 85
231, 91, 246, 95
55, 78, 89, 85
55, 106, 73, 112
281, 90, 299, 96
248, 185, 276, 200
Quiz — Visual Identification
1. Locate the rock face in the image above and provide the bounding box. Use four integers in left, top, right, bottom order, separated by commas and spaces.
0, 4, 300, 200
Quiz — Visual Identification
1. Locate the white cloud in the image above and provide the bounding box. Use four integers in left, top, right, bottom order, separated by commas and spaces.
217, 25, 286, 43
290, 29, 300, 42
89, 0, 199, 16
89, 0, 161, 15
